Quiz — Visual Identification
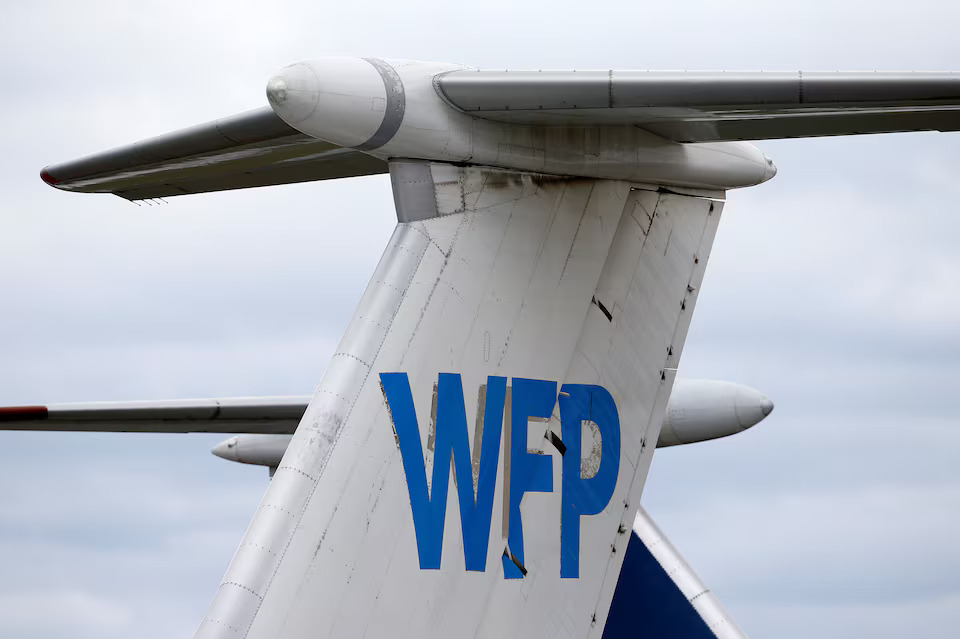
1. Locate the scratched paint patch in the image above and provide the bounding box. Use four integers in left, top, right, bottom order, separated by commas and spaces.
581, 419, 603, 479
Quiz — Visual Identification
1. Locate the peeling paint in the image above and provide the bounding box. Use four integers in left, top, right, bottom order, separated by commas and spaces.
427, 382, 439, 453
503, 546, 528, 577
580, 419, 602, 480
381, 377, 402, 451
471, 384, 488, 497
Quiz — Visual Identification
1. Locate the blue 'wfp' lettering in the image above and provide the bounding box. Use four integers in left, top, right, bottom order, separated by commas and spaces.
380, 372, 620, 578
559, 383, 620, 578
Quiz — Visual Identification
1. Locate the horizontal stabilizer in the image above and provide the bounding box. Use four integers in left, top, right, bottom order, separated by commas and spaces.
0, 377, 772, 445
436, 70, 960, 141
0, 397, 308, 434
40, 107, 387, 200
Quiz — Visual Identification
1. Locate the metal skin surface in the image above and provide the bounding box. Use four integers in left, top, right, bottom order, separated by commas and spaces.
657, 379, 773, 447
266, 58, 775, 191
211, 435, 293, 469
0, 397, 307, 434
39, 108, 388, 200
438, 70, 960, 110
184, 162, 722, 639
435, 70, 960, 141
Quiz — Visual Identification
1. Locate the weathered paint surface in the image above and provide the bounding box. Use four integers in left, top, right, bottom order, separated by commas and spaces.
193, 161, 722, 639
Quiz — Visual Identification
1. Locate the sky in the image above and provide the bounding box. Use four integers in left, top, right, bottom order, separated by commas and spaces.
1, 1, 959, 637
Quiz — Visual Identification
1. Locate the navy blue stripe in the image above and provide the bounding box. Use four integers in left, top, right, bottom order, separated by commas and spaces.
602, 532, 715, 639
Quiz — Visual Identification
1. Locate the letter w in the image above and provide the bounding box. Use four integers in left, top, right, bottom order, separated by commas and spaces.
380, 372, 506, 571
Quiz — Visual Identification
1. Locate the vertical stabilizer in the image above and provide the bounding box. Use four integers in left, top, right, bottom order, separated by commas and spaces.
194, 162, 723, 639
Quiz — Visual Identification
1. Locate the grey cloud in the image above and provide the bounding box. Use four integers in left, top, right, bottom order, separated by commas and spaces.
731, 596, 960, 639
644, 483, 960, 605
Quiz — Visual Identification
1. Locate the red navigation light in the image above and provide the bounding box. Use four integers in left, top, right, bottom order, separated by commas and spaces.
0, 406, 48, 421
39, 167, 59, 186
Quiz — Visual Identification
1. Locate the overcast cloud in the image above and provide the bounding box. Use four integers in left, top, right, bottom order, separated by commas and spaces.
2, 2, 959, 638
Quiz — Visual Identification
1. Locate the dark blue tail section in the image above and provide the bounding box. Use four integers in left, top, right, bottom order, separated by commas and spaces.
602, 531, 716, 639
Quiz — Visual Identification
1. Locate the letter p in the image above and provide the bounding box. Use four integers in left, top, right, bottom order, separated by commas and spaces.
559, 384, 620, 579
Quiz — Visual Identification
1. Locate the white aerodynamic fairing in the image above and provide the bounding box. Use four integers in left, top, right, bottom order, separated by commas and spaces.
28, 58, 960, 639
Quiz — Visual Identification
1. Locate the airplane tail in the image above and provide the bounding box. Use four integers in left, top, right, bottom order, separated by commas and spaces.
189, 160, 722, 639
36, 57, 960, 639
